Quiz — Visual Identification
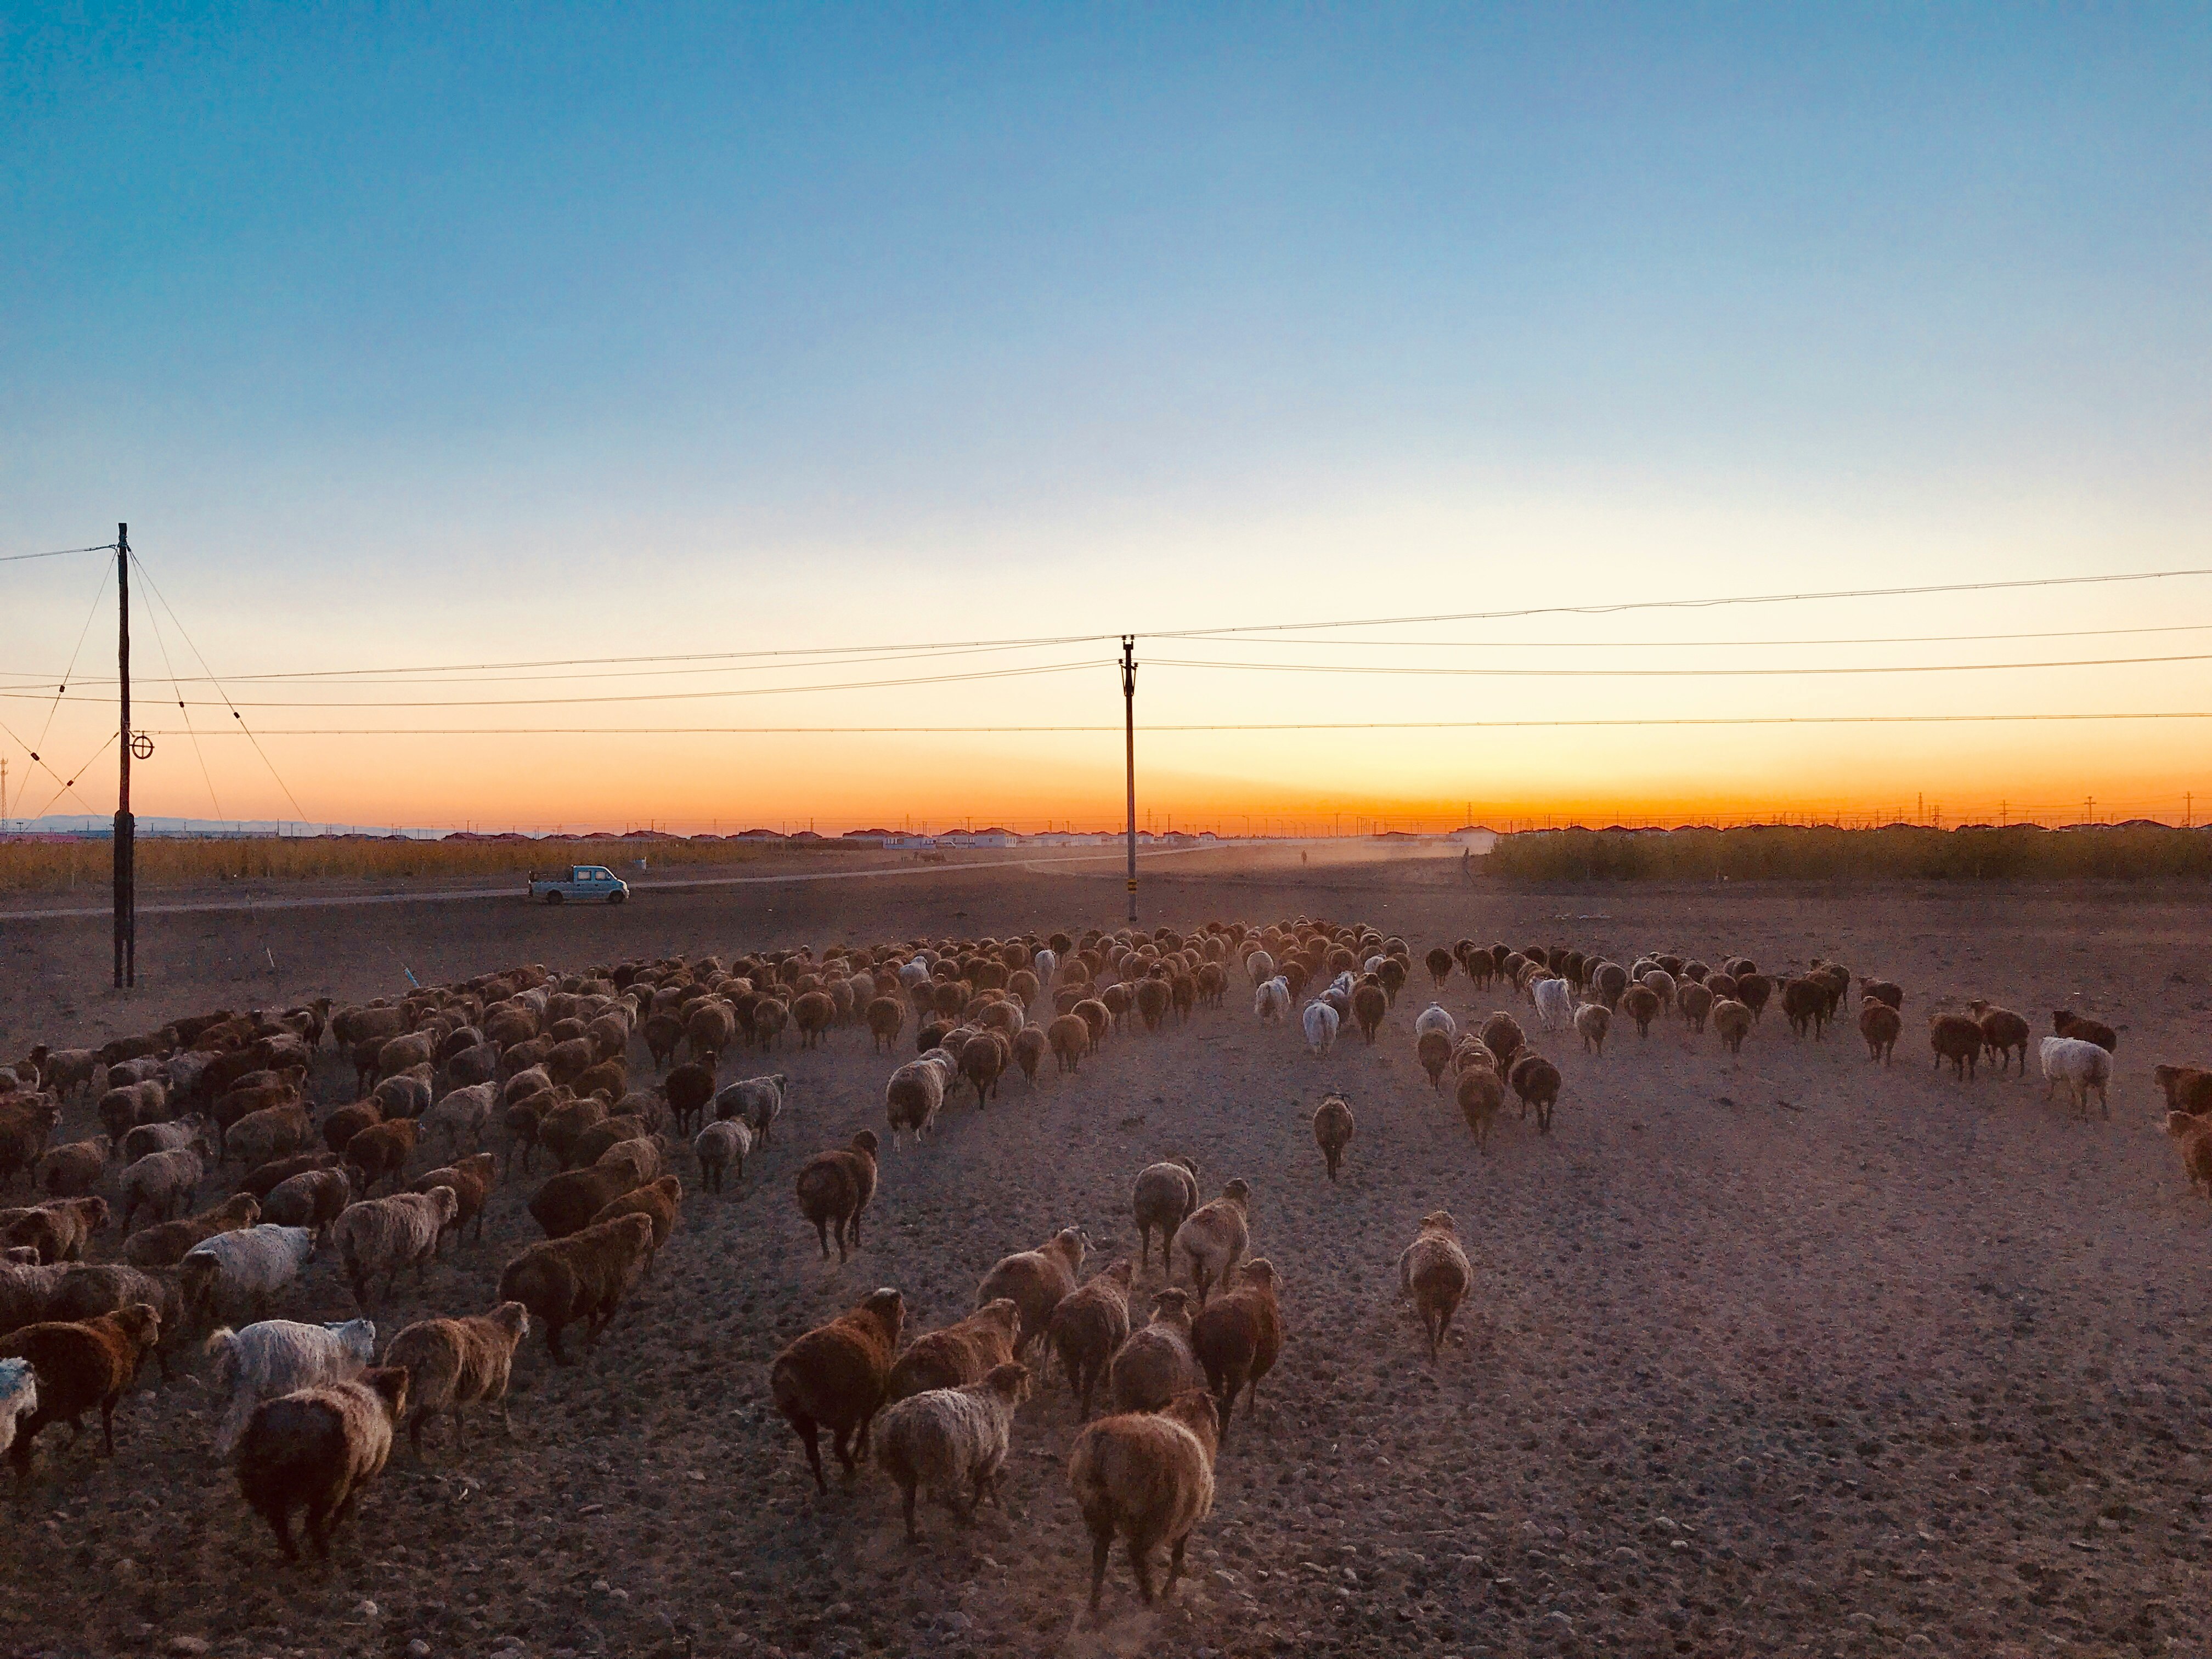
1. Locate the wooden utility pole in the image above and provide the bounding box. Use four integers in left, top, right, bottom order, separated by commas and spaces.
1121, 636, 1137, 924
114, 524, 136, 989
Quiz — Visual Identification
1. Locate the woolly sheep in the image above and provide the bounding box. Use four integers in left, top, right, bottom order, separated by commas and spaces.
331, 1188, 459, 1308
1351, 983, 1387, 1042
203, 1318, 376, 1458
1048, 1260, 1135, 1419
975, 1227, 1087, 1357
1188, 1259, 1280, 1444
0, 1357, 32, 1461
693, 1118, 753, 1193
1301, 1000, 1339, 1058
1131, 1160, 1200, 1272
1574, 1003, 1610, 1055
1455, 1068, 1504, 1152
118, 1147, 205, 1232
588, 1175, 682, 1273
0, 1303, 163, 1480
1400, 1211, 1471, 1359
258, 1167, 353, 1244
180, 1225, 316, 1325
2040, 1036, 2113, 1119
424, 1081, 498, 1158
1930, 1014, 1984, 1080
1068, 1385, 1221, 1616
1253, 978, 1291, 1025
1107, 1286, 1204, 1413
410, 1153, 495, 1248
1412, 1004, 1455, 1041
1312, 1094, 1353, 1181
383, 1301, 531, 1453
34, 1139, 106, 1199
1859, 1000, 1902, 1064
1711, 999, 1753, 1056
2165, 1110, 2212, 1197
1531, 978, 1573, 1034
234, 1367, 409, 1560
714, 1073, 788, 1143
877, 1361, 1033, 1542
888, 1298, 1021, 1403
497, 1212, 655, 1363
795, 1132, 879, 1262
770, 1286, 905, 1493
123, 1192, 261, 1269
2052, 1009, 2119, 1054
1169, 1180, 1250, 1307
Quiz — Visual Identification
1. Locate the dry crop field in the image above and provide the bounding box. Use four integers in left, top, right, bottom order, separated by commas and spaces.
2, 847, 2209, 1659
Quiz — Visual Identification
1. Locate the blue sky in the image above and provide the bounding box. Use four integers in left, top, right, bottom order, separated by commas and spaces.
4, 5, 2209, 827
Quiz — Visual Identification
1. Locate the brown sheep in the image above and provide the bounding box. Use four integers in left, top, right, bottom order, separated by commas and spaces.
959, 1029, 1009, 1107
2053, 1009, 2119, 1053
320, 1099, 382, 1158
1130, 1159, 1200, 1271
1350, 983, 1387, 1043
1399, 1211, 1471, 1359
660, 1063, 715, 1135
123, 1193, 261, 1269
528, 1148, 649, 1242
866, 996, 905, 1053
1068, 1386, 1221, 1616
1188, 1259, 1280, 1444
2165, 1111, 2212, 1197
1736, 972, 1773, 1022
1455, 1069, 1504, 1152
409, 1152, 494, 1248
1622, 983, 1662, 1039
885, 1297, 1020, 1402
343, 1118, 419, 1197
586, 1174, 682, 1274
1479, 1012, 1525, 1070
1047, 1260, 1135, 1419
0, 1302, 163, 1481
1107, 1287, 1204, 1413
2153, 1064, 2212, 1116
1711, 999, 1753, 1056
1968, 1001, 2031, 1073
975, 1227, 1087, 1357
234, 1366, 409, 1559
496, 1212, 656, 1363
1508, 1052, 1562, 1134
1858, 1000, 1901, 1064
1860, 977, 1905, 1011
1312, 1093, 1353, 1181
1073, 997, 1111, 1052
1424, 946, 1454, 989
792, 990, 837, 1049
2, 1197, 107, 1265
1930, 1013, 1984, 1080
769, 1286, 905, 1493
1574, 1002, 1611, 1054
382, 1302, 532, 1454
795, 1131, 880, 1262
1781, 977, 1830, 1040
1414, 1029, 1452, 1092
1677, 981, 1713, 1034
1011, 1025, 1047, 1085
240, 1149, 340, 1203
1047, 1014, 1090, 1074
33, 1139, 107, 1200
1170, 1180, 1250, 1307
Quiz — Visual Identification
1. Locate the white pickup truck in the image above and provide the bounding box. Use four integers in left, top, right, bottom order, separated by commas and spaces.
526, 865, 630, 906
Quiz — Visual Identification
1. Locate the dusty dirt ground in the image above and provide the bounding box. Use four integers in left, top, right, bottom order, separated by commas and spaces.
3, 845, 2210, 1659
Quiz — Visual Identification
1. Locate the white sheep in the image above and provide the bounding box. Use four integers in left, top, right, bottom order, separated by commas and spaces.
424, 1081, 496, 1157
1245, 949, 1277, 988
180, 1224, 316, 1324
204, 1317, 376, 1458
0, 1356, 33, 1458
713, 1073, 788, 1142
693, 1118, 753, 1192
331, 1187, 459, 1308
875, 1361, 1034, 1541
2040, 1036, 2113, 1120
1301, 1001, 1339, 1057
1532, 978, 1574, 1034
1033, 948, 1059, 990
1412, 1005, 1456, 1041
1253, 978, 1291, 1025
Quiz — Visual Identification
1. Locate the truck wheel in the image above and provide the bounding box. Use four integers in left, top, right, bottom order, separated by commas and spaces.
607, 891, 625, 906
545, 891, 565, 906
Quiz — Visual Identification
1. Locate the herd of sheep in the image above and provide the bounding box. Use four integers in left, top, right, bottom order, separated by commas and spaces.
0, 913, 2183, 1621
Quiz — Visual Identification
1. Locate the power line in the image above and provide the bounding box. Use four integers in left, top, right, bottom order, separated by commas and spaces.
1169, 620, 2212, 650
0, 541, 119, 565
134, 569, 224, 822
1146, 650, 2212, 679
1152, 564, 2212, 638
127, 554, 314, 828
30, 557, 113, 758
0, 658, 1114, 708
136, 710, 2212, 736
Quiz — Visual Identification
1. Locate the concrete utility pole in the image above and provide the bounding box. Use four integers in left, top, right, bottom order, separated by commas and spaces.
1121, 636, 1138, 924
114, 524, 137, 989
